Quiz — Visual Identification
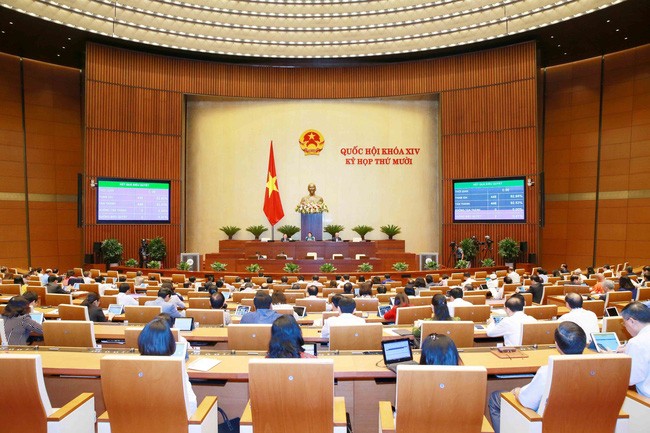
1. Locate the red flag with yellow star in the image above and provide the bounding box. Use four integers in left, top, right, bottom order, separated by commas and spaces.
263, 141, 284, 226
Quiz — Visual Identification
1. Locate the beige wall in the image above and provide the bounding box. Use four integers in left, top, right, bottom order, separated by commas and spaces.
185, 96, 440, 255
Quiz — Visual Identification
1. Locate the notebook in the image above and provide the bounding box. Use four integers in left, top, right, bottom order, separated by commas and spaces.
381, 338, 418, 373
174, 317, 194, 331
293, 305, 307, 317
234, 305, 250, 316
188, 357, 221, 372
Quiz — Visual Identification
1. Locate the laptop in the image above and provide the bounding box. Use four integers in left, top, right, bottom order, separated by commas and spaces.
389, 296, 396, 306
234, 305, 251, 316
108, 304, 124, 315
302, 343, 318, 356
605, 307, 619, 317
293, 305, 307, 317
354, 288, 360, 296
29, 312, 44, 324
591, 332, 621, 352
174, 317, 195, 331
172, 341, 188, 359
378, 305, 391, 317
381, 338, 418, 373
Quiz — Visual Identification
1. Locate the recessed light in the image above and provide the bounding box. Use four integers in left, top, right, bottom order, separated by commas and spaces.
624, 37, 628, 40
67, 37, 71, 40
606, 19, 610, 23
550, 35, 554, 39
62, 46, 66, 49
557, 44, 561, 47
9, 21, 13, 24
563, 52, 567, 55
57, 54, 60, 57
616, 29, 620, 32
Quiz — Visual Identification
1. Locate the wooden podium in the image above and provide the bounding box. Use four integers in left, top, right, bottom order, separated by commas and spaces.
301, 213, 323, 241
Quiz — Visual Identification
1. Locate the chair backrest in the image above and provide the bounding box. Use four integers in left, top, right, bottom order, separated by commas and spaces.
519, 292, 533, 306
106, 270, 119, 278
0, 354, 52, 432
583, 299, 606, 318
43, 320, 96, 347
228, 324, 272, 351
188, 297, 210, 309
171, 274, 186, 284
563, 285, 590, 295
463, 294, 487, 305
605, 291, 633, 307
418, 290, 442, 297
0, 283, 21, 295
90, 269, 101, 278
124, 327, 179, 348
395, 365, 487, 433
376, 293, 394, 303
539, 355, 631, 433
454, 305, 491, 322
45, 292, 73, 306
284, 291, 306, 303
420, 321, 475, 348
523, 305, 558, 320
329, 323, 382, 350
637, 287, 650, 301
100, 295, 118, 308
187, 291, 210, 298
541, 285, 564, 304
353, 297, 379, 311
73, 267, 84, 277
248, 359, 335, 433
101, 355, 189, 433
602, 317, 632, 341
138, 296, 157, 306
521, 321, 559, 345
296, 298, 328, 312
186, 308, 225, 325
395, 306, 433, 325
79, 283, 100, 295
323, 287, 343, 298
124, 305, 162, 323
232, 292, 256, 303
408, 296, 433, 307
59, 304, 90, 321
322, 311, 364, 321
125, 271, 137, 279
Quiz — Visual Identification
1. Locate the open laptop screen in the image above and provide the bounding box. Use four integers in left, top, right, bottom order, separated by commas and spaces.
382, 338, 413, 364
173, 317, 194, 331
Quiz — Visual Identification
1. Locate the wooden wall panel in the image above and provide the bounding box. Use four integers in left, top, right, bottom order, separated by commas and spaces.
85, 41, 538, 269
0, 53, 28, 267
541, 44, 650, 270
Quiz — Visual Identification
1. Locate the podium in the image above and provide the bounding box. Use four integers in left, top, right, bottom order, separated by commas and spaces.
301, 213, 323, 241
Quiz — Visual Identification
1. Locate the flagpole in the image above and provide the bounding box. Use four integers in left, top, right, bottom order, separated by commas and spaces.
271, 224, 275, 241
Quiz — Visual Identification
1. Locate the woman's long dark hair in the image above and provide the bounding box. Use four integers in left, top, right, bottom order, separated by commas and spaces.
419, 333, 459, 366
432, 294, 452, 320
267, 315, 305, 358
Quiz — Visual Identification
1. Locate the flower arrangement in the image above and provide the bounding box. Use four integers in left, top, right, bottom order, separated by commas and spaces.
147, 261, 161, 269
392, 262, 409, 271
210, 262, 227, 272
295, 202, 329, 214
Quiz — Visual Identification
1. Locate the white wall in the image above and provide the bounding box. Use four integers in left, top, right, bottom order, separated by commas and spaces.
185, 95, 440, 254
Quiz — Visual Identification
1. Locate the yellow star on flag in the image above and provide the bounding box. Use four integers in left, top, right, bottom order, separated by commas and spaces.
266, 173, 279, 198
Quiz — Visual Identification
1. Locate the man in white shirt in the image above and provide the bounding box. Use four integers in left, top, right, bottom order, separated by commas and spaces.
116, 283, 138, 306
309, 275, 324, 288
462, 272, 476, 286
486, 294, 537, 346
507, 267, 521, 284
447, 287, 472, 317
620, 302, 650, 397
486, 273, 504, 300
488, 321, 587, 433
321, 297, 365, 339
558, 292, 598, 343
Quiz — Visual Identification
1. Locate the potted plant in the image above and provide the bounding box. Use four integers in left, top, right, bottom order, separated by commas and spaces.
357, 262, 373, 272
481, 258, 496, 268
392, 262, 409, 271
459, 238, 478, 264
283, 263, 301, 273
219, 225, 241, 240
455, 259, 470, 269
277, 225, 300, 240
147, 260, 161, 269
147, 237, 167, 266
124, 258, 138, 267
245, 263, 263, 273
323, 224, 345, 240
177, 261, 191, 271
380, 224, 401, 240
246, 225, 268, 240
210, 262, 227, 272
498, 238, 520, 267
424, 259, 439, 270
320, 263, 337, 273
352, 225, 374, 241
100, 238, 123, 266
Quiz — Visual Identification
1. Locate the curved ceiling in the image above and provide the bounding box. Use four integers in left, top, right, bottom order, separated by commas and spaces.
1, 0, 627, 58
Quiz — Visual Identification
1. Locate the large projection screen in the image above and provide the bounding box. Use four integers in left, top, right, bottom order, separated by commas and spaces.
185, 96, 440, 254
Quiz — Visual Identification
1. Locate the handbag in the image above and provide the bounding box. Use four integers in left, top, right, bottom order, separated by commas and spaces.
218, 407, 240, 433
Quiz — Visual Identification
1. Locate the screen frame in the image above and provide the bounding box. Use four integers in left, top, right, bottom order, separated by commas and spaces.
96, 177, 171, 224
452, 176, 526, 224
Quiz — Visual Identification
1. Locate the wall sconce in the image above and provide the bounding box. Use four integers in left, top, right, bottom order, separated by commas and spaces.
527, 178, 535, 187
90, 178, 97, 188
